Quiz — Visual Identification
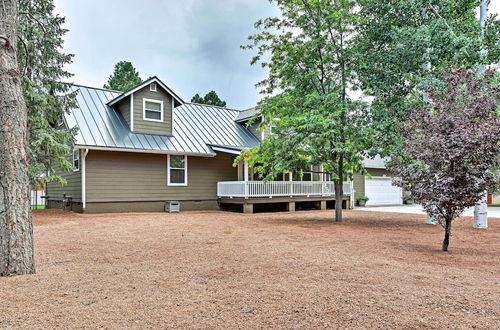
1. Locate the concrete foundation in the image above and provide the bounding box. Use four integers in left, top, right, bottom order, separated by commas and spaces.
243, 203, 253, 214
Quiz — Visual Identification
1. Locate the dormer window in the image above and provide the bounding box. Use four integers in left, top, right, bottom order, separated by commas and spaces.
143, 98, 163, 122
150, 83, 157, 92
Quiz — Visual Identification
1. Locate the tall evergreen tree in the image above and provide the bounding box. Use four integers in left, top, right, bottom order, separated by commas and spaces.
18, 0, 77, 186
241, 0, 372, 222
104, 61, 142, 91
191, 90, 227, 107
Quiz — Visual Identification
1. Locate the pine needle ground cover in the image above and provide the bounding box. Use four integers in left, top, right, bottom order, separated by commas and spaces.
1, 210, 498, 328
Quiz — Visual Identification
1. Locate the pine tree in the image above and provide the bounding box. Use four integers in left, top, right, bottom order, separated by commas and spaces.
191, 90, 227, 107
18, 0, 77, 186
104, 61, 142, 91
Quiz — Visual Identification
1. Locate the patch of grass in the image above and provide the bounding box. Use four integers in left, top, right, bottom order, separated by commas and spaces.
31, 205, 46, 210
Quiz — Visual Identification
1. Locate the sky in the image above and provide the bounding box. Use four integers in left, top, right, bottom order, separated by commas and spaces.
53, 1, 499, 110
53, 0, 279, 109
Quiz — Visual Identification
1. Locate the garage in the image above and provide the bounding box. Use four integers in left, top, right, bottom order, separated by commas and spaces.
364, 177, 403, 206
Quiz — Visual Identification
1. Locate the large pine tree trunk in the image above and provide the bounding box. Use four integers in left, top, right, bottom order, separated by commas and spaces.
0, 0, 35, 276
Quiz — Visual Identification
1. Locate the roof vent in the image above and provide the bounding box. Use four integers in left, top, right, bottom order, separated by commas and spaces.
150, 83, 157, 92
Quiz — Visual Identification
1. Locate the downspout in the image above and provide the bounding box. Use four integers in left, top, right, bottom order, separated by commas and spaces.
81, 149, 89, 212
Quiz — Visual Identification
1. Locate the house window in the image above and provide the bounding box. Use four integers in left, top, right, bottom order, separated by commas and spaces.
150, 83, 157, 92
143, 98, 163, 122
168, 155, 187, 186
72, 149, 80, 172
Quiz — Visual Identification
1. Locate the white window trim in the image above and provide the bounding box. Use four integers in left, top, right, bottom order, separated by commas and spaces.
143, 98, 164, 122
72, 149, 80, 172
150, 83, 157, 92
167, 155, 188, 186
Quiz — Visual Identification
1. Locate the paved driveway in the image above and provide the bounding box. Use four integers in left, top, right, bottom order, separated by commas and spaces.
354, 204, 500, 218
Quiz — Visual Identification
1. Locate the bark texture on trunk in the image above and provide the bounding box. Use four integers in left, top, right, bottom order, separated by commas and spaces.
0, 0, 35, 276
442, 218, 452, 252
334, 180, 343, 222
335, 156, 344, 222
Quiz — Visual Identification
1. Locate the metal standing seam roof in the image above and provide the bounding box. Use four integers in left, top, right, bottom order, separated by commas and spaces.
66, 85, 260, 156
235, 107, 260, 122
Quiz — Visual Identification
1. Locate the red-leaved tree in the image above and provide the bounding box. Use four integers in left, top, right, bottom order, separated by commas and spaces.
391, 68, 500, 251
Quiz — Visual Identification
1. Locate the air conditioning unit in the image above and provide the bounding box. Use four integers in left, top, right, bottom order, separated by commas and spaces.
165, 201, 180, 213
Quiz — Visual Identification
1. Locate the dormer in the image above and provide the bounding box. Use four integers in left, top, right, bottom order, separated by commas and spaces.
107, 77, 183, 135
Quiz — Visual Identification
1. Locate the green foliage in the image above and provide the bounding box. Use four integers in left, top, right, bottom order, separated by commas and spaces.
356, 0, 500, 156
240, 0, 374, 221
18, 0, 77, 186
191, 90, 227, 107
103, 61, 142, 91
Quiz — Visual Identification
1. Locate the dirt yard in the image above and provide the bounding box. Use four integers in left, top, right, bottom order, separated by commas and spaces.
1, 210, 498, 329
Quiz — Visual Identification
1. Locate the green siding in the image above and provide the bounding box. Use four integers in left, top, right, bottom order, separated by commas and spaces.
46, 153, 82, 202
116, 97, 131, 126
85, 150, 238, 203
246, 120, 261, 140
132, 84, 173, 135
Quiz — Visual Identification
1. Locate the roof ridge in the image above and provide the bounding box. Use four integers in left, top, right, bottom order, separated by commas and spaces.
186, 102, 241, 112
69, 83, 120, 93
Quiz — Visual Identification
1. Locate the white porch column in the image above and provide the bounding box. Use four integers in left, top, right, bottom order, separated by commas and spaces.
244, 161, 249, 182
244, 161, 249, 198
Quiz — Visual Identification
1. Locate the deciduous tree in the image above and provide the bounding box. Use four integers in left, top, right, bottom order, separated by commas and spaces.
241, 0, 372, 222
390, 68, 500, 251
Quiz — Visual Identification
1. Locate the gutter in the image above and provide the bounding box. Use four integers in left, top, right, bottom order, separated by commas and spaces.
74, 145, 216, 158
81, 148, 89, 210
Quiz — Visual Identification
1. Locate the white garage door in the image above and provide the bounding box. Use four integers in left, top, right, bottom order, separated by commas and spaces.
365, 177, 403, 206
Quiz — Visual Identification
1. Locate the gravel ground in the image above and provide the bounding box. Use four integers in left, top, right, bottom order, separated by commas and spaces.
1, 209, 498, 329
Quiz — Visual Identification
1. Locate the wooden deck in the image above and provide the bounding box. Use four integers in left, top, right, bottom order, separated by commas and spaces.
218, 195, 352, 214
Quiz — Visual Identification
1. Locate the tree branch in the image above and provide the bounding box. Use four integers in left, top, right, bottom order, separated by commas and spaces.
17, 36, 29, 78
0, 35, 10, 49
429, 5, 470, 57
18, 11, 47, 34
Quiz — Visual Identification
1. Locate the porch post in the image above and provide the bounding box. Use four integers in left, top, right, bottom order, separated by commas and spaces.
244, 161, 249, 198
244, 161, 249, 181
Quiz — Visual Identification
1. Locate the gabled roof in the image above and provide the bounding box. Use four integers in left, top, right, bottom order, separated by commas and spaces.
107, 76, 184, 107
66, 85, 260, 156
235, 107, 260, 122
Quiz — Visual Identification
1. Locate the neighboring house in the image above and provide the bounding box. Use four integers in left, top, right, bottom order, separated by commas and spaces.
46, 77, 401, 214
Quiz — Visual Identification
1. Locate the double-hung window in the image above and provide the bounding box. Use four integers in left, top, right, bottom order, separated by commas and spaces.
168, 155, 188, 186
143, 98, 163, 122
72, 149, 80, 172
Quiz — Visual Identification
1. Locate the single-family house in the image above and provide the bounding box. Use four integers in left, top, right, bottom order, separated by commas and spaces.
46, 77, 403, 213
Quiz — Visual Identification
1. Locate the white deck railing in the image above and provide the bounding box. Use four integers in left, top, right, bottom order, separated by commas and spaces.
217, 181, 353, 199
